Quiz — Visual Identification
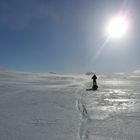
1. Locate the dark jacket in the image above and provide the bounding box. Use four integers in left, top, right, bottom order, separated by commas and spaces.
92, 75, 97, 80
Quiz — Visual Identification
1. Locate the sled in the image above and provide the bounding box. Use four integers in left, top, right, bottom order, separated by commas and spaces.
86, 85, 98, 91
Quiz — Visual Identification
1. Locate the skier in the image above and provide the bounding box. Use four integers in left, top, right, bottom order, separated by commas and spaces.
92, 74, 97, 88
86, 74, 98, 91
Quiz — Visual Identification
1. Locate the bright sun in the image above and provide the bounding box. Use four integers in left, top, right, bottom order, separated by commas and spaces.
107, 15, 129, 38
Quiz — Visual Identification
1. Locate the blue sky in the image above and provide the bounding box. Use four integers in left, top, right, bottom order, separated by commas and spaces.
0, 0, 140, 74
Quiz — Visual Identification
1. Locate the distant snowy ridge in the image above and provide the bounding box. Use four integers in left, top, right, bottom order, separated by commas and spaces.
0, 70, 87, 88
132, 69, 140, 75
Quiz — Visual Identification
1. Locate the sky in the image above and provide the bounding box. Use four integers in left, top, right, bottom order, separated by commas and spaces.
0, 0, 140, 74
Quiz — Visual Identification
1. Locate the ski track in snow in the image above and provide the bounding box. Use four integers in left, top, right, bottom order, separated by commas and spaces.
0, 70, 88, 140
0, 70, 140, 140
77, 78, 140, 140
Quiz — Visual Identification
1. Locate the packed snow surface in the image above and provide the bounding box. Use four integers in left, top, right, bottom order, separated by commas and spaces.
0, 70, 140, 140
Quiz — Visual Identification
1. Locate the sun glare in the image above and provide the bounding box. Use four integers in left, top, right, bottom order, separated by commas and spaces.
107, 15, 129, 38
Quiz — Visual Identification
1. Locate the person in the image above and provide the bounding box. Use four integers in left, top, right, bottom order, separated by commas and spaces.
92, 74, 97, 86
86, 74, 98, 91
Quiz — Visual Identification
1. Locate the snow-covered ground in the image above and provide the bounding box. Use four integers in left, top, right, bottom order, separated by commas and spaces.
0, 70, 140, 140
